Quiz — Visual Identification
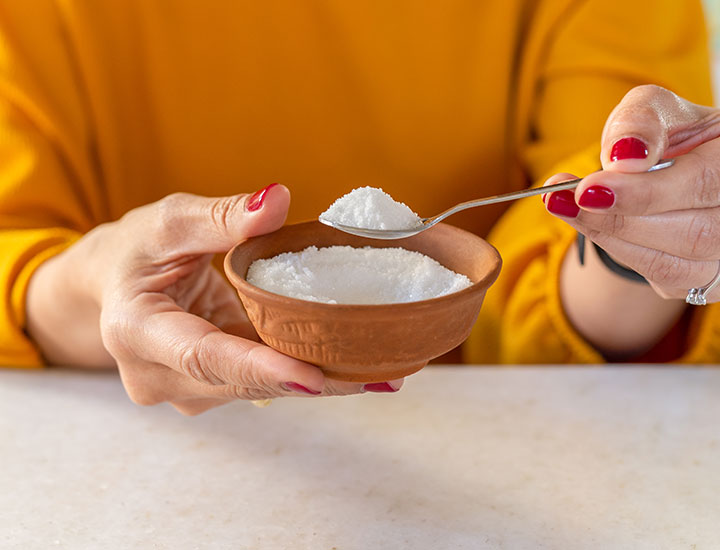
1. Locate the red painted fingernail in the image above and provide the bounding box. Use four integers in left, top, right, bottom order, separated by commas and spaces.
578, 185, 615, 209
362, 382, 398, 393
246, 183, 279, 212
546, 190, 579, 218
611, 137, 648, 161
283, 382, 321, 395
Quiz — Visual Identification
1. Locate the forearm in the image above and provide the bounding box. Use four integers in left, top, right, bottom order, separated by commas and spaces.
559, 240, 686, 360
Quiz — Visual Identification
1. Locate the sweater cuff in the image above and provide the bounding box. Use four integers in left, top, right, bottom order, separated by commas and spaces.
1, 228, 81, 367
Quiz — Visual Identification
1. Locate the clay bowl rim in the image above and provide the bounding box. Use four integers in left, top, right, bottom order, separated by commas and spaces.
224, 220, 502, 313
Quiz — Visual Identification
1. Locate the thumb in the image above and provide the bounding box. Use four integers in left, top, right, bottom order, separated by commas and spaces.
151, 183, 290, 256
601, 85, 716, 172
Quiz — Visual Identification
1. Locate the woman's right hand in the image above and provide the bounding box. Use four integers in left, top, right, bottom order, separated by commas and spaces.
26, 184, 402, 414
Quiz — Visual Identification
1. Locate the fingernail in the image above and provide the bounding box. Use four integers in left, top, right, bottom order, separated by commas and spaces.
246, 183, 279, 212
546, 190, 579, 218
578, 185, 615, 209
362, 382, 399, 393
282, 382, 321, 395
611, 137, 648, 161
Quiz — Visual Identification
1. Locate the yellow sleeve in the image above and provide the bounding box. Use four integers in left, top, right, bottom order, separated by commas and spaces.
465, 0, 715, 364
0, 2, 103, 366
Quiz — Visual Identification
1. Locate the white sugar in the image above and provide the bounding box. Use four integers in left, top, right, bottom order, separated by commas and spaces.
247, 245, 472, 304
319, 187, 422, 230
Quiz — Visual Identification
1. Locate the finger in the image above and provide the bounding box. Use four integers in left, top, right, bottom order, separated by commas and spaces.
162, 374, 368, 401
102, 292, 326, 396
601, 85, 718, 172
167, 375, 395, 415
543, 173, 581, 219
575, 140, 720, 216
117, 360, 176, 406
361, 378, 404, 394
133, 183, 290, 258
117, 353, 366, 412
116, 356, 248, 406
570, 208, 720, 262
129, 364, 393, 402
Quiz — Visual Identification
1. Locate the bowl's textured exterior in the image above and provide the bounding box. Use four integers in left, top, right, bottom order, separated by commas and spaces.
224, 221, 501, 382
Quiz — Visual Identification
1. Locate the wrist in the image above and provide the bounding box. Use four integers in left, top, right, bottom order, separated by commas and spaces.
26, 236, 114, 367
560, 238, 686, 360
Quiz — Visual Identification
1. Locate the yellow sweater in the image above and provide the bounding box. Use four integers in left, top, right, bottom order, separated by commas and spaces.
0, 0, 713, 367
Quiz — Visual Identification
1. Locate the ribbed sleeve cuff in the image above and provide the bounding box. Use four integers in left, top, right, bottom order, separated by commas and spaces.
1, 228, 81, 367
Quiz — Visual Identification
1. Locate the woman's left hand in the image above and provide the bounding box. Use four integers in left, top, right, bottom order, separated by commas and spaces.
545, 85, 720, 303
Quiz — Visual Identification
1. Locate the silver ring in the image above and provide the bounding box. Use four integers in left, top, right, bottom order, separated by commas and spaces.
686, 262, 720, 305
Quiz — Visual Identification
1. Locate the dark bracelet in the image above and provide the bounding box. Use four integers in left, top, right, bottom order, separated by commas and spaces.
576, 233, 648, 284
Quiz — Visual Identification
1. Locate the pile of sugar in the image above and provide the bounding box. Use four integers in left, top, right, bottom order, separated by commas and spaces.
319, 187, 422, 230
247, 245, 472, 304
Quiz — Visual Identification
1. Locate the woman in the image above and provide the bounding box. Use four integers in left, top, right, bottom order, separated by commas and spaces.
0, 0, 715, 413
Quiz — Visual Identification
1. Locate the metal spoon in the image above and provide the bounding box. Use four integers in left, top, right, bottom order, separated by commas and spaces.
319, 159, 675, 240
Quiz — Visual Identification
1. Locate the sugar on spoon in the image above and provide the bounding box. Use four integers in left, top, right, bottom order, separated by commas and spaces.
319, 159, 675, 240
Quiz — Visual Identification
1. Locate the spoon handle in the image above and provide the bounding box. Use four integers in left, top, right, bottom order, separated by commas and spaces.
425, 159, 675, 225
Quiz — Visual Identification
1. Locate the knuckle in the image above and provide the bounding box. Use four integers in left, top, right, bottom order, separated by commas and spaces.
627, 84, 668, 102
223, 385, 252, 400
235, 345, 277, 386
99, 306, 134, 358
583, 228, 605, 246
684, 215, 719, 259
170, 401, 217, 416
598, 214, 626, 236
224, 385, 275, 401
158, 192, 192, 213
209, 195, 244, 235
654, 287, 678, 300
607, 85, 673, 151
608, 102, 659, 135
692, 156, 720, 209
177, 332, 225, 385
152, 193, 194, 247
624, 85, 678, 114
118, 366, 165, 407
216, 345, 292, 400
643, 250, 691, 287
117, 202, 151, 229
125, 387, 164, 407
237, 359, 280, 399
637, 181, 658, 216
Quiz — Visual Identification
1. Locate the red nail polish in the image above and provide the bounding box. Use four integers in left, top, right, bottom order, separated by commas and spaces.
546, 190, 579, 218
611, 137, 648, 161
246, 183, 279, 212
283, 382, 321, 395
363, 382, 398, 393
578, 185, 615, 209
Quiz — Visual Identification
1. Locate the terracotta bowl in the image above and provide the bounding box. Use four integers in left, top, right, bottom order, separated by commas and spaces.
224, 220, 501, 383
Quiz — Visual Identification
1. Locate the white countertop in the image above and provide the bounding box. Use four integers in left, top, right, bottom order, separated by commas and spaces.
2, 365, 720, 549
